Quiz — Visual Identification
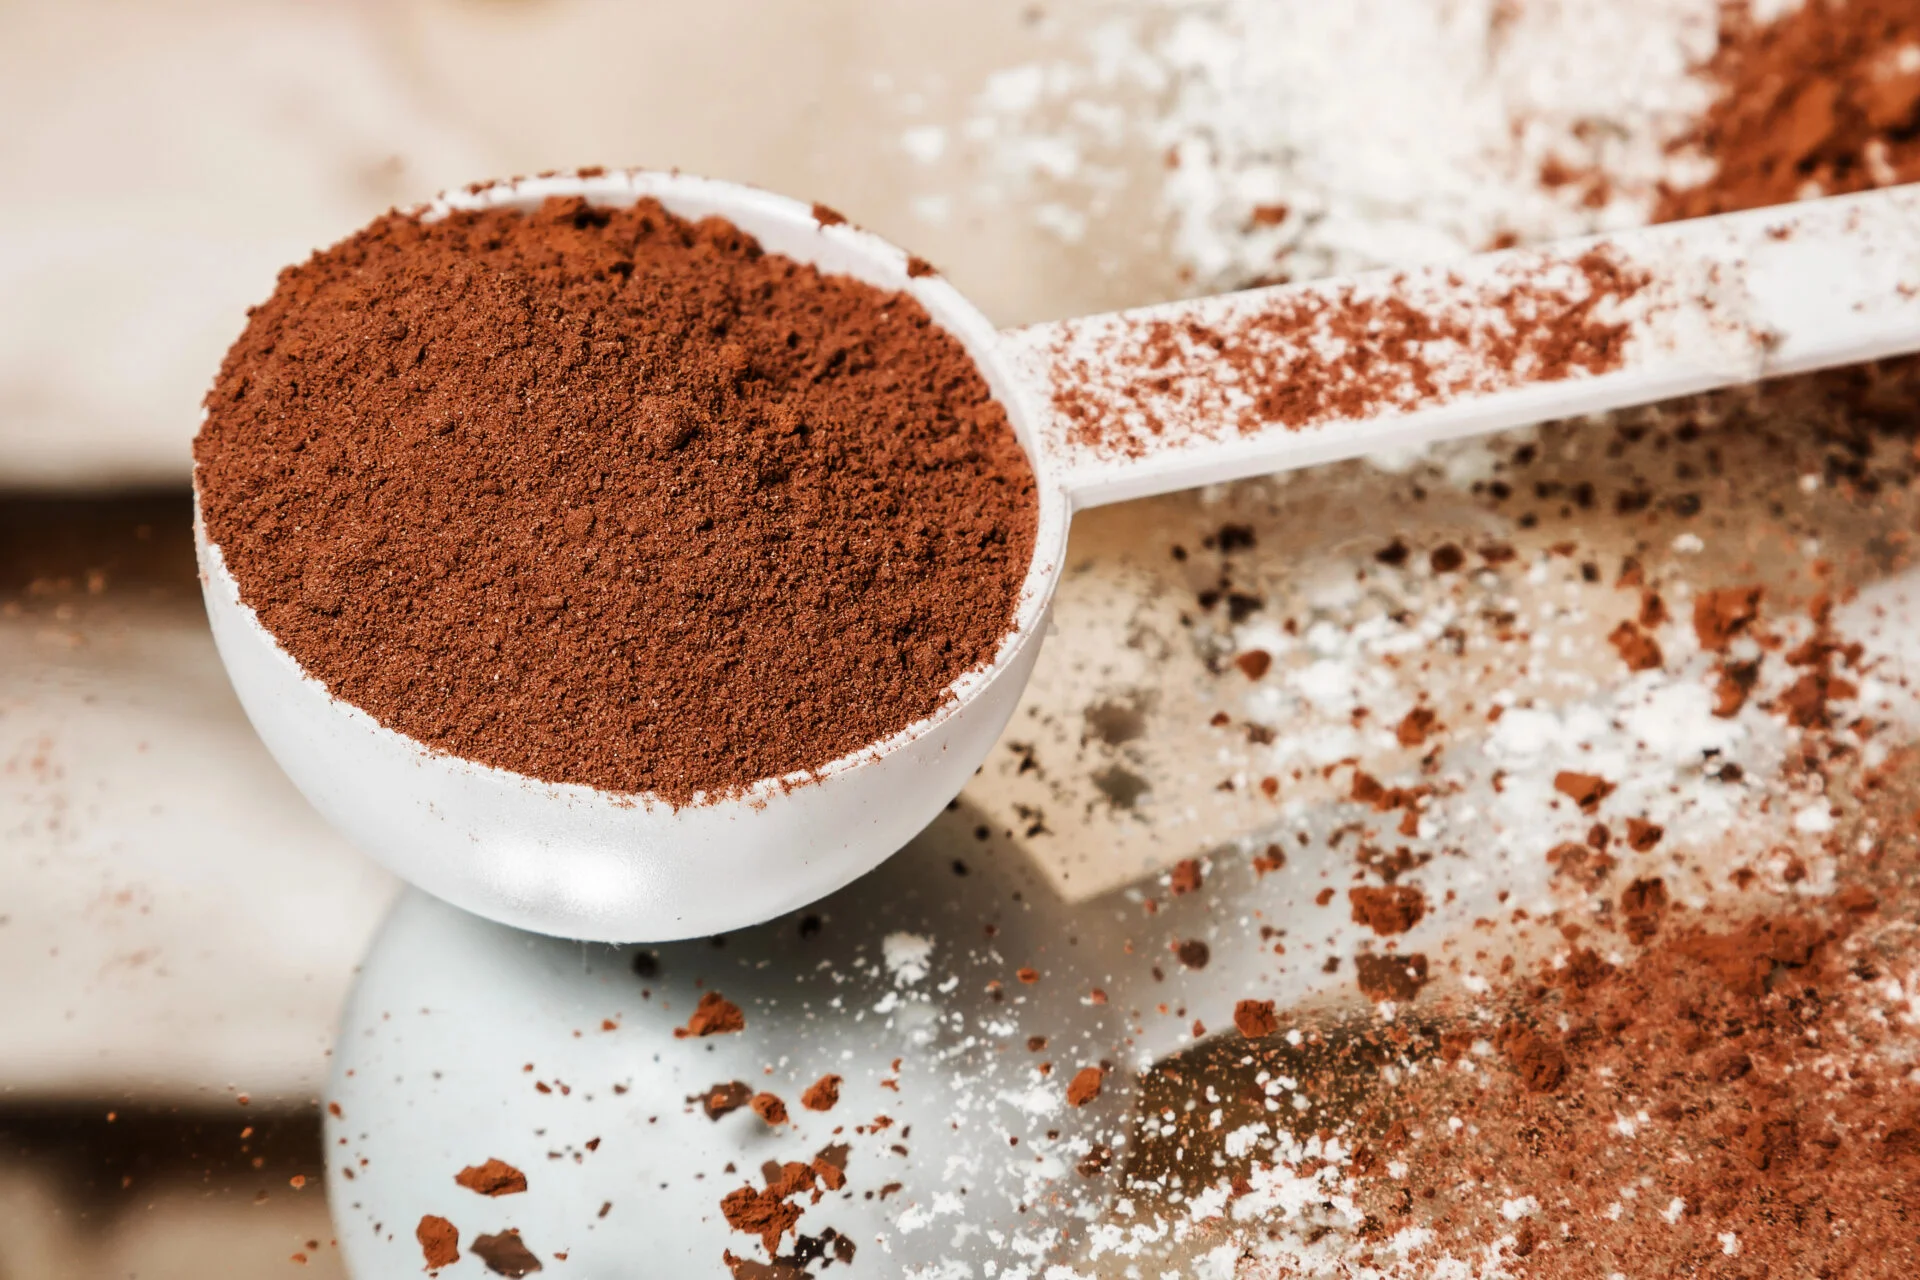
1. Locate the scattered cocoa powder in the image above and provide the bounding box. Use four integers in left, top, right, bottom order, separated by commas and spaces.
1077, 1144, 1115, 1178
1498, 1023, 1569, 1093
1337, 892, 1920, 1276
1065, 1066, 1105, 1107
1069, 37, 1920, 1265
1233, 999, 1279, 1038
811, 1143, 850, 1192
721, 1165, 811, 1254
674, 992, 745, 1039
1606, 619, 1664, 671
194, 196, 1038, 802
1233, 649, 1272, 679
1548, 838, 1617, 889
1620, 874, 1670, 944
1394, 705, 1440, 747
694, 1081, 756, 1120
799, 1074, 840, 1112
470, 1230, 542, 1277
416, 1215, 459, 1270
454, 1158, 527, 1196
749, 1092, 789, 1126
1173, 938, 1211, 969
1692, 584, 1764, 652
1552, 769, 1615, 812
1167, 858, 1204, 895
1353, 952, 1430, 1002
1777, 667, 1860, 728
1346, 885, 1427, 936
1714, 657, 1761, 716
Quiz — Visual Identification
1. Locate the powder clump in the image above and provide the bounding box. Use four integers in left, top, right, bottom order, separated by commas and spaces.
195, 196, 1038, 803
1657, 0, 1920, 221
674, 991, 745, 1039
1347, 885, 1427, 936
416, 1215, 459, 1270
800, 1074, 841, 1112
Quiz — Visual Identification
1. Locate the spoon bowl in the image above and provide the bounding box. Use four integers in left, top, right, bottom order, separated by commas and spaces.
197, 171, 1071, 943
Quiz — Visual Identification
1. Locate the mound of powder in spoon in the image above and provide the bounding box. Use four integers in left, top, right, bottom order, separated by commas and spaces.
194, 195, 1039, 802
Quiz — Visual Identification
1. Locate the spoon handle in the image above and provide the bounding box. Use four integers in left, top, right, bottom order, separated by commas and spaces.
1001, 183, 1920, 510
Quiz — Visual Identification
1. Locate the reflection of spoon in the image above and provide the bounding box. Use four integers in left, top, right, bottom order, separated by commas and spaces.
197, 171, 1920, 941
327, 792, 1510, 1277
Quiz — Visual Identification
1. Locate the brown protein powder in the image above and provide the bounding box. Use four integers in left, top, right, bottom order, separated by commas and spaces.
195, 195, 1039, 803
1655, 0, 1920, 223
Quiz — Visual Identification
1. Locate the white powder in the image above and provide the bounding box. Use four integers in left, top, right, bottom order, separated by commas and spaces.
1499, 1195, 1539, 1221
956, 0, 1720, 290
883, 930, 937, 985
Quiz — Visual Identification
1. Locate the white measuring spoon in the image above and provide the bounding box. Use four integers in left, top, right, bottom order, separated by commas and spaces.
195, 172, 1920, 942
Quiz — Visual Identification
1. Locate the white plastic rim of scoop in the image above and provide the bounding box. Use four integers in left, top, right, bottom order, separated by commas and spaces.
196, 171, 1920, 942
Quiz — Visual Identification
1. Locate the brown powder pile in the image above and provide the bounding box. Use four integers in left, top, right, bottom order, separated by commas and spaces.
673, 991, 745, 1038
1352, 951, 1430, 1003
1324, 890, 1920, 1277
720, 1156, 836, 1254
799, 1074, 841, 1112
194, 196, 1038, 802
454, 1158, 527, 1196
1134, 452, 1920, 1275
1234, 999, 1279, 1038
1066, 1065, 1106, 1106
1657, 0, 1920, 222
1045, 247, 1647, 460
416, 1215, 459, 1270
1346, 885, 1427, 936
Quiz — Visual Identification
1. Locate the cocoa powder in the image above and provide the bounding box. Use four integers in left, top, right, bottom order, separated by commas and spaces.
454, 1157, 527, 1197
1347, 884, 1427, 937
721, 1163, 812, 1254
749, 1092, 789, 1126
1233, 999, 1278, 1038
1065, 1065, 1105, 1107
194, 196, 1038, 802
1329, 895, 1920, 1276
415, 1215, 459, 1270
1658, 0, 1920, 222
798, 1074, 841, 1112
673, 991, 745, 1038
1046, 246, 1648, 460
1352, 952, 1430, 1003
